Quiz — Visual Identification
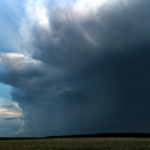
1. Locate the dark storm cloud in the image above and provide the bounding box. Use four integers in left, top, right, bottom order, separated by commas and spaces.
1, 0, 150, 136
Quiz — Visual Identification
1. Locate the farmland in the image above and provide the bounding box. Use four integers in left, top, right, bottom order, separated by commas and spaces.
0, 138, 150, 150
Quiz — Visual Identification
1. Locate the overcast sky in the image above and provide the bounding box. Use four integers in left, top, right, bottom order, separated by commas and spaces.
0, 0, 150, 137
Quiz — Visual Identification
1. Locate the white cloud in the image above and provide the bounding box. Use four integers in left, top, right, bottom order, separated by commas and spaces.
25, 0, 49, 27
18, 0, 51, 55
0, 52, 41, 70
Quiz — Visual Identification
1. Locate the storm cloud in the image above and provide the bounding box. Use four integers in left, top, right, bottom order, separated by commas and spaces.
1, 0, 150, 137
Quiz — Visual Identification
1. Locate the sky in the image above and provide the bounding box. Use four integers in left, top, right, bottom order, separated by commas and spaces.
0, 0, 150, 137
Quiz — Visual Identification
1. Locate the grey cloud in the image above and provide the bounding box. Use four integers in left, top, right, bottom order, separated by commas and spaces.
1, 104, 17, 109
3, 117, 20, 121
1, 104, 21, 113
1, 0, 150, 137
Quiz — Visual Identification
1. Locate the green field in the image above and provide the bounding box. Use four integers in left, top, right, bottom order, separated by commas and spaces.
0, 138, 150, 150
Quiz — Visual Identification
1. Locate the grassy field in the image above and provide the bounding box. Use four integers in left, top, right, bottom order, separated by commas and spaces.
0, 138, 150, 150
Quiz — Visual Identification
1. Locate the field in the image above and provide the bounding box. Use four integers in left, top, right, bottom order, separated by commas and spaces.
0, 138, 150, 150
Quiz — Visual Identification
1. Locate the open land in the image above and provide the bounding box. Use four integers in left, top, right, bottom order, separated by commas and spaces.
0, 138, 150, 150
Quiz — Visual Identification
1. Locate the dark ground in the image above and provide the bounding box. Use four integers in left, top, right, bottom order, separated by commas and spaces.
1, 133, 150, 141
